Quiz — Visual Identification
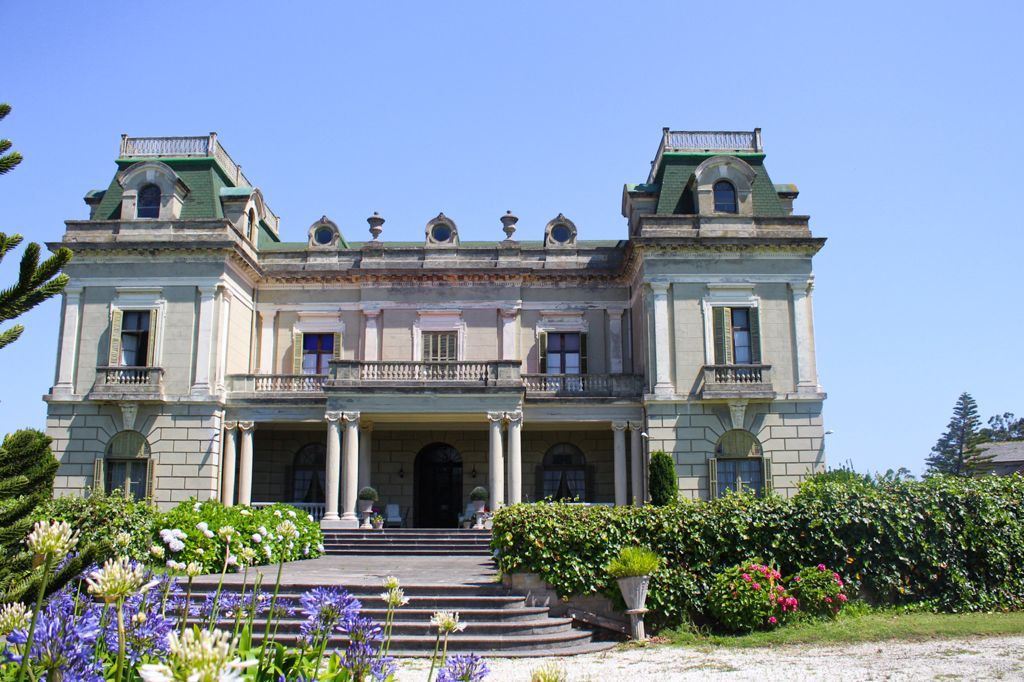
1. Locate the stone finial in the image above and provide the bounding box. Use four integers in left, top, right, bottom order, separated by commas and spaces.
500, 210, 518, 240
367, 212, 384, 240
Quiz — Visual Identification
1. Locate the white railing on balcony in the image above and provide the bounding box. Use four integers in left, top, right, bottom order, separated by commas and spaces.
522, 373, 644, 397
97, 366, 163, 386
256, 374, 327, 392
664, 130, 761, 152
704, 364, 772, 385
119, 134, 251, 187
360, 361, 491, 383
251, 501, 326, 521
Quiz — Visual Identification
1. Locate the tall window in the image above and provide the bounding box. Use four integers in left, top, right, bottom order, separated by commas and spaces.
422, 331, 458, 362
120, 311, 151, 367
731, 308, 752, 364
716, 458, 764, 497
137, 184, 161, 219
292, 443, 326, 503
545, 333, 583, 374
540, 443, 587, 501
713, 180, 737, 213
713, 306, 761, 366
302, 333, 334, 374
711, 430, 768, 499
103, 431, 150, 500
247, 208, 257, 242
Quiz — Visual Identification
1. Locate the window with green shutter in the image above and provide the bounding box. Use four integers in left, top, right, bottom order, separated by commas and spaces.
712, 306, 761, 365
109, 308, 159, 367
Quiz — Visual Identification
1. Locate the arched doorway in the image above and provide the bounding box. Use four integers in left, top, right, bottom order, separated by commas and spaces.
414, 443, 463, 528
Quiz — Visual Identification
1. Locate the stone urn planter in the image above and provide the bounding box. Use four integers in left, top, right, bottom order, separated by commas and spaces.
469, 500, 486, 514
606, 546, 662, 641
357, 486, 378, 515
358, 500, 374, 513
616, 575, 650, 612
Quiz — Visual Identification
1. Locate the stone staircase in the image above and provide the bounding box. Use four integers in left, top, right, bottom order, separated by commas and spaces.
322, 529, 492, 556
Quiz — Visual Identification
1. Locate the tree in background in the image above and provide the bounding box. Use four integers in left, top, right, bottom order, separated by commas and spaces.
0, 430, 101, 603
926, 393, 993, 476
0, 103, 72, 351
648, 450, 677, 505
981, 412, 1024, 442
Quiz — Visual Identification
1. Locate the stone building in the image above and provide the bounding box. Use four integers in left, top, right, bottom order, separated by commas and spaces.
44, 129, 826, 528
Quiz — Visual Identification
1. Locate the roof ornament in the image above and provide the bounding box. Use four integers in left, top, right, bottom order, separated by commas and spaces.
500, 211, 518, 240
367, 212, 384, 240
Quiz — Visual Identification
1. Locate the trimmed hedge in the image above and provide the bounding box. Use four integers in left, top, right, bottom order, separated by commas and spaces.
491, 475, 1024, 629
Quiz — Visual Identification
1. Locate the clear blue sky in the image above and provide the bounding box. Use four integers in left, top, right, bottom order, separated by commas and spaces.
0, 1, 1021, 476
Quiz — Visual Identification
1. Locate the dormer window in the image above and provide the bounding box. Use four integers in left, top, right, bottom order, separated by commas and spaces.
713, 180, 737, 213
425, 213, 458, 246
247, 208, 257, 242
137, 184, 161, 219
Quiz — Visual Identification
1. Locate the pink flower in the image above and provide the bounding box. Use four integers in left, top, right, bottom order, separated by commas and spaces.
742, 573, 751, 582
768, 616, 777, 625
838, 594, 848, 602
776, 585, 784, 592
817, 564, 827, 571
794, 576, 801, 582
825, 596, 833, 603
752, 583, 761, 590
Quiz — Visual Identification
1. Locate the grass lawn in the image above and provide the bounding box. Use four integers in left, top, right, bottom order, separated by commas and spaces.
663, 610, 1024, 649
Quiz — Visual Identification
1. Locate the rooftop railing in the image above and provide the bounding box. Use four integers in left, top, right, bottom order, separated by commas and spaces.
648, 128, 763, 183
119, 133, 252, 188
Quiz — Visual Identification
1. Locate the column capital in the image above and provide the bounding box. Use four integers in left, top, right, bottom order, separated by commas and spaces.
628, 421, 643, 432
499, 308, 519, 320
223, 420, 239, 431
325, 410, 344, 424
198, 285, 219, 299
237, 421, 255, 433
363, 308, 382, 318
64, 286, 83, 301
607, 307, 625, 319
359, 420, 374, 433
647, 282, 670, 296
788, 279, 813, 296
611, 420, 629, 432
505, 410, 523, 426
342, 411, 360, 424
487, 411, 505, 424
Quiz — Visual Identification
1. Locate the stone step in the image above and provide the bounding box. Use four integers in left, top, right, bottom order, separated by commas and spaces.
325, 547, 492, 556
188, 615, 574, 637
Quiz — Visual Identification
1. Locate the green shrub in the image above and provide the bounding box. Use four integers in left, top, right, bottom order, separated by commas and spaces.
707, 561, 794, 631
33, 490, 158, 562
469, 486, 489, 502
606, 546, 662, 578
790, 563, 849, 619
491, 475, 1024, 631
155, 499, 323, 572
648, 450, 677, 506
357, 486, 378, 502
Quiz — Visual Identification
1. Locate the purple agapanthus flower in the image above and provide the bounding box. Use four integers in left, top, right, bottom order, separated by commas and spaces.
103, 586, 175, 664
298, 587, 361, 646
437, 654, 490, 682
338, 615, 391, 681
5, 586, 103, 681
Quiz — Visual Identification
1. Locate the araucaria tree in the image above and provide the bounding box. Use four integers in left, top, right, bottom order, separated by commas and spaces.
0, 103, 72, 350
926, 392, 993, 476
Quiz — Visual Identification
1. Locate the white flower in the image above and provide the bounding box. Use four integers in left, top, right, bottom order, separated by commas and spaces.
150, 545, 166, 559
0, 603, 31, 636
86, 557, 151, 603
203, 530, 215, 539
238, 547, 257, 566
26, 521, 78, 561
257, 526, 267, 536
239, 509, 251, 517
169, 539, 185, 553
251, 533, 262, 544
262, 544, 273, 559
381, 587, 409, 609
287, 510, 296, 519
303, 544, 310, 556
185, 562, 203, 578
218, 526, 235, 541
166, 560, 186, 571
193, 502, 202, 512
196, 548, 205, 555
316, 544, 325, 554
383, 575, 401, 590
307, 514, 315, 523
114, 531, 132, 547
430, 610, 466, 634
138, 628, 253, 682
225, 555, 237, 567
273, 510, 282, 518
276, 521, 298, 540
196, 522, 209, 532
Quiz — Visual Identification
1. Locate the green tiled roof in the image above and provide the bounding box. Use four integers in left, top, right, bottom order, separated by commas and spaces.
91, 158, 239, 220
652, 153, 788, 217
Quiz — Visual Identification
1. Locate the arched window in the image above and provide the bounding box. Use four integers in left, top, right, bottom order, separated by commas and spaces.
711, 430, 767, 498
539, 443, 588, 501
247, 208, 258, 242
713, 180, 737, 213
137, 184, 161, 219
102, 431, 151, 499
292, 443, 326, 503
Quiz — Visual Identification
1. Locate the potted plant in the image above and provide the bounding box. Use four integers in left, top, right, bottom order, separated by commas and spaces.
370, 514, 384, 530
606, 546, 662, 640
357, 486, 378, 513
469, 486, 488, 514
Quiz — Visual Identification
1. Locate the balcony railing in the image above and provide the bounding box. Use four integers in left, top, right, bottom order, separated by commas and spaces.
522, 373, 644, 398
228, 374, 327, 393
90, 366, 164, 399
252, 501, 325, 521
119, 133, 251, 188
330, 360, 522, 387
701, 364, 774, 399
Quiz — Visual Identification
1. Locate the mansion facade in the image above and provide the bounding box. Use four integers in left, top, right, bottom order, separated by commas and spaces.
44, 129, 826, 528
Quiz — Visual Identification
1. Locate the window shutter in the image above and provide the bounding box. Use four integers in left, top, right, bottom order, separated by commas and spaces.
333, 332, 341, 361
292, 330, 304, 374
579, 333, 588, 374
713, 307, 733, 365
708, 457, 718, 499
93, 457, 105, 493
147, 309, 159, 366
749, 307, 762, 364
147, 458, 157, 500
108, 309, 124, 366
538, 333, 548, 373
762, 457, 773, 496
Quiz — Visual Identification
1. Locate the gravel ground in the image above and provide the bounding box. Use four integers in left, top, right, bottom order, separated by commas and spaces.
398, 636, 1024, 681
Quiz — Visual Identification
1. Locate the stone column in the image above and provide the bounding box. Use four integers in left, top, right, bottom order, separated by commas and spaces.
258, 308, 276, 373
215, 287, 231, 393
487, 412, 505, 509
237, 421, 255, 506
358, 421, 373, 491
191, 286, 218, 397
612, 421, 628, 506
649, 283, 674, 397
790, 279, 819, 392
340, 412, 361, 527
53, 287, 83, 396
607, 308, 624, 374
629, 422, 644, 505
363, 310, 381, 362
221, 421, 238, 506
500, 309, 518, 361
323, 411, 343, 522
505, 410, 523, 504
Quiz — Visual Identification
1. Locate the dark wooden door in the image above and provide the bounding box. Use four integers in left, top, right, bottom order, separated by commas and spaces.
414, 443, 463, 528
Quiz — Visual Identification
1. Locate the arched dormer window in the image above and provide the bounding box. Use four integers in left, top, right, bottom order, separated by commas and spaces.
713, 180, 737, 213
137, 184, 161, 219
247, 208, 257, 242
